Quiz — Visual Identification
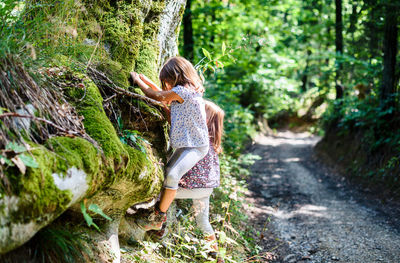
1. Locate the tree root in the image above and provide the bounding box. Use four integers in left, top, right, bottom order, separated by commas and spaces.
87, 67, 164, 108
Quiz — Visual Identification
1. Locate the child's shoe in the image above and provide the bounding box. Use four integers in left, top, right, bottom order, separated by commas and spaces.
208, 252, 225, 263
136, 206, 167, 231
148, 223, 169, 241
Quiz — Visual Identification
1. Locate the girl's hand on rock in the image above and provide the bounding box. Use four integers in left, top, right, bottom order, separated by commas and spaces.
139, 74, 150, 83
130, 72, 140, 84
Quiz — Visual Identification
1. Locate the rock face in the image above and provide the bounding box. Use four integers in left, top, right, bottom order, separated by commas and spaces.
0, 0, 186, 261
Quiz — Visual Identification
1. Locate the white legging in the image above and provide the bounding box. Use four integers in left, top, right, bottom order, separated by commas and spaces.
164, 145, 209, 190
175, 188, 214, 235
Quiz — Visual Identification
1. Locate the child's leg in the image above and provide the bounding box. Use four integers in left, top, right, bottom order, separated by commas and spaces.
175, 188, 215, 236
159, 145, 208, 212
159, 188, 176, 212
176, 188, 222, 260
135, 146, 208, 231
193, 196, 214, 236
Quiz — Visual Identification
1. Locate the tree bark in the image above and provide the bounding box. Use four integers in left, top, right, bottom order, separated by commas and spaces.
0, 1, 187, 260
301, 50, 312, 92
335, 0, 343, 85
380, 1, 398, 109
183, 0, 194, 61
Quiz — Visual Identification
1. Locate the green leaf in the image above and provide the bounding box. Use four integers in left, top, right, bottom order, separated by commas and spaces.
81, 201, 100, 231
117, 117, 123, 130
128, 134, 137, 143
6, 142, 26, 153
0, 155, 14, 166
199, 251, 208, 259
19, 154, 39, 168
218, 247, 226, 258
222, 42, 226, 55
202, 48, 212, 61
88, 204, 112, 221
138, 144, 146, 153
207, 64, 216, 72
219, 231, 227, 244
215, 59, 223, 69
138, 136, 151, 145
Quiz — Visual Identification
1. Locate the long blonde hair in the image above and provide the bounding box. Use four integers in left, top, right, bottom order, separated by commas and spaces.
205, 100, 225, 154
159, 56, 204, 93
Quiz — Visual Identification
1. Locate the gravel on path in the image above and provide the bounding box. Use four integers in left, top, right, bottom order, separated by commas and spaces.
245, 131, 400, 263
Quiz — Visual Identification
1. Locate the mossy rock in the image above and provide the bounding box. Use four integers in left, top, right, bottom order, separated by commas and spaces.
5, 136, 100, 222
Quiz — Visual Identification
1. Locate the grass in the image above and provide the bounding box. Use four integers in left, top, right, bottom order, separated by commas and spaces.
120, 153, 263, 263
0, 224, 88, 263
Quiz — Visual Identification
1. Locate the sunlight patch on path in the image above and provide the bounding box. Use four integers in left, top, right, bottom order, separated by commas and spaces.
249, 131, 400, 263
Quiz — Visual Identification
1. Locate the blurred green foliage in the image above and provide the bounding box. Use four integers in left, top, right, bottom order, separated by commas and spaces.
180, 0, 400, 183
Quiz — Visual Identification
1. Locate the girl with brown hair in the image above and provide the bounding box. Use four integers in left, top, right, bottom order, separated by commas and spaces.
130, 56, 209, 231
174, 100, 225, 262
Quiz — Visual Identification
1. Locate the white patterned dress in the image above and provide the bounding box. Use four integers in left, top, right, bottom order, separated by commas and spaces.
169, 85, 209, 149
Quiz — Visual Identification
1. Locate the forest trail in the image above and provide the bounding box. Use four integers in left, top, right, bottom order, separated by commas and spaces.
246, 131, 400, 263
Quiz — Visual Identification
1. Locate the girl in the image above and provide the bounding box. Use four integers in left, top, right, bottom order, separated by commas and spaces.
130, 56, 209, 231
174, 100, 225, 261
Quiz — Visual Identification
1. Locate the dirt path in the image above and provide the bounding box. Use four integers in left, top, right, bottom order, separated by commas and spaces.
245, 131, 400, 263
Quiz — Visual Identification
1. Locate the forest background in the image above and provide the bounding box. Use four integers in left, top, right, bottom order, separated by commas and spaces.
182, 0, 400, 191
0, 0, 399, 262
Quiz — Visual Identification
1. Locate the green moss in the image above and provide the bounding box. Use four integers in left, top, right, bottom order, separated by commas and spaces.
123, 144, 163, 201
143, 1, 165, 39
123, 145, 147, 180
6, 72, 164, 222
89, 1, 144, 71
11, 146, 71, 222
133, 1, 166, 84
2, 0, 173, 222
175, 4, 186, 36
135, 98, 164, 121
67, 78, 128, 175
95, 59, 129, 87
8, 136, 103, 222
46, 137, 101, 177
134, 40, 160, 84
51, 54, 71, 67
77, 1, 166, 84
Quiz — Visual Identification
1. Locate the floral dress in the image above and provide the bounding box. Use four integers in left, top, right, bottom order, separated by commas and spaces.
178, 142, 220, 189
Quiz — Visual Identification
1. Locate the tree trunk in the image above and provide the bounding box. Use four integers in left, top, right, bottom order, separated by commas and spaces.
0, 1, 187, 261
183, 0, 194, 61
335, 0, 343, 86
301, 50, 312, 92
380, 2, 398, 109
366, 3, 380, 60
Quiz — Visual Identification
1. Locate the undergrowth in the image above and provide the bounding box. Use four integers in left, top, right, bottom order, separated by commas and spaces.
321, 94, 400, 191
121, 153, 263, 263
0, 224, 88, 263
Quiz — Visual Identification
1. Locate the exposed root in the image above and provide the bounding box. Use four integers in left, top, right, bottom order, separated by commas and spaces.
0, 112, 99, 148
0, 55, 97, 149
87, 66, 164, 108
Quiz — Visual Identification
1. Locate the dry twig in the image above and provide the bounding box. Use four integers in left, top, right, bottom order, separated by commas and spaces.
0, 55, 100, 151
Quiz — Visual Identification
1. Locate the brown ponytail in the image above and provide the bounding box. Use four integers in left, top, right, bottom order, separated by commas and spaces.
205, 100, 225, 154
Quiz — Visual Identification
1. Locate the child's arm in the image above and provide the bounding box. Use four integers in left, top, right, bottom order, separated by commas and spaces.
139, 74, 162, 92
130, 72, 183, 103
